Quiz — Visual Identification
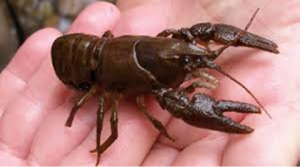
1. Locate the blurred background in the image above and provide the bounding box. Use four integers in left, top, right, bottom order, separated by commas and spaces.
0, 0, 117, 72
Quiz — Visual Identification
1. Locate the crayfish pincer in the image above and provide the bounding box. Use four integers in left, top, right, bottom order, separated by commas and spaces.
51, 9, 279, 166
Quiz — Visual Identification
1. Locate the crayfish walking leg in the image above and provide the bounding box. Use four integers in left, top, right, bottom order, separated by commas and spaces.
136, 96, 174, 141
90, 92, 119, 166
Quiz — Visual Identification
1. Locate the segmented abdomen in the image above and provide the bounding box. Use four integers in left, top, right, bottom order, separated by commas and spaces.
51, 33, 105, 90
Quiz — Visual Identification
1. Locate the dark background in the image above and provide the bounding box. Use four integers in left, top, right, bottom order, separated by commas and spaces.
0, 0, 116, 72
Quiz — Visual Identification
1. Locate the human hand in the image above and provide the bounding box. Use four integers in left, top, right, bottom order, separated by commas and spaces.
0, 2, 122, 166
0, 0, 299, 166
115, 0, 300, 166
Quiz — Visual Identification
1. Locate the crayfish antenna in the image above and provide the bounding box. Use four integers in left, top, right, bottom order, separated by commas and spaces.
204, 59, 272, 119
245, 8, 260, 31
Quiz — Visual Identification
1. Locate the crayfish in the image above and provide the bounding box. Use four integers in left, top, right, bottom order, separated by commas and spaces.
51, 9, 279, 165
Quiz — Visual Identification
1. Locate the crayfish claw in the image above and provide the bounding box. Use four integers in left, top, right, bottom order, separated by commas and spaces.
208, 115, 254, 134
185, 93, 256, 134
155, 89, 257, 134
213, 24, 279, 54
216, 100, 261, 114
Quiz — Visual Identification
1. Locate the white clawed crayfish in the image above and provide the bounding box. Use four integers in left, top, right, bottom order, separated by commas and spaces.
51, 9, 279, 166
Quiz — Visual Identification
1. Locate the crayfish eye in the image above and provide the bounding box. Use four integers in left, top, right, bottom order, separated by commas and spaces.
180, 56, 190, 65
196, 57, 203, 63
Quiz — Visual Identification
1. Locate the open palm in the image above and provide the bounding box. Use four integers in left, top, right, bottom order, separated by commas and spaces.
0, 0, 299, 166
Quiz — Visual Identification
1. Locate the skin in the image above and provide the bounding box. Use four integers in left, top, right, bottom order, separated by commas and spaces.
0, 0, 300, 166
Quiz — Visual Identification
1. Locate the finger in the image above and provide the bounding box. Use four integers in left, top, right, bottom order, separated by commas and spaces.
222, 105, 300, 166
116, 0, 152, 11
114, 0, 170, 36
68, 2, 120, 35
0, 28, 61, 166
27, 96, 99, 166
141, 143, 179, 166
171, 134, 228, 166
5, 29, 60, 81
0, 29, 61, 118
26, 2, 120, 166
143, 127, 228, 166
0, 55, 70, 160
59, 99, 171, 166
